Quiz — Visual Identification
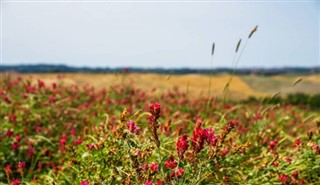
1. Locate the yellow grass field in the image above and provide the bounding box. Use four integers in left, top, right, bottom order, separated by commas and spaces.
3, 73, 320, 99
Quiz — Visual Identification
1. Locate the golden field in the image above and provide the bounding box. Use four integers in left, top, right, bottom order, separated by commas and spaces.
2, 73, 320, 99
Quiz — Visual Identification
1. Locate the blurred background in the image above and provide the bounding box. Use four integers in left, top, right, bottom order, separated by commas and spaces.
1, 1, 320, 99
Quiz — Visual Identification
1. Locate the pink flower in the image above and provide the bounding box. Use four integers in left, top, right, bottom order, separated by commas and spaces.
71, 129, 77, 136
52, 82, 57, 89
28, 148, 35, 156
294, 138, 302, 148
155, 180, 164, 185
205, 128, 218, 145
175, 168, 184, 178
4, 165, 12, 172
221, 147, 229, 157
48, 96, 56, 103
278, 174, 290, 184
15, 135, 21, 142
74, 138, 83, 145
228, 120, 239, 128
18, 162, 26, 169
38, 80, 45, 88
6, 130, 14, 137
9, 114, 16, 123
80, 181, 91, 185
127, 120, 140, 135
272, 161, 279, 167
164, 156, 177, 169
141, 163, 149, 172
312, 143, 320, 154
144, 181, 153, 185
86, 143, 95, 151
150, 163, 158, 172
284, 157, 292, 163
269, 140, 278, 150
150, 102, 161, 116
60, 138, 66, 146
11, 142, 20, 150
26, 86, 34, 93
11, 179, 21, 185
177, 134, 189, 159
292, 171, 299, 179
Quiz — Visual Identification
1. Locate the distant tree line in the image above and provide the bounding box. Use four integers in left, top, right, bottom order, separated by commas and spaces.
1, 64, 319, 75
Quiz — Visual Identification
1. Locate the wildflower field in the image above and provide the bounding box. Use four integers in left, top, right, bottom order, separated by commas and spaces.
1, 73, 319, 185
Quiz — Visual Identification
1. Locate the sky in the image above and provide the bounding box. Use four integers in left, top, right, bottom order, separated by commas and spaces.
1, 1, 319, 68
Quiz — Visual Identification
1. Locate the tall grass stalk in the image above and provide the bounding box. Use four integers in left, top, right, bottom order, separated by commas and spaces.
206, 42, 215, 113
222, 25, 258, 107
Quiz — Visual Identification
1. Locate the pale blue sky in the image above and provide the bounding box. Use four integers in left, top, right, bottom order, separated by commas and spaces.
1, 1, 319, 68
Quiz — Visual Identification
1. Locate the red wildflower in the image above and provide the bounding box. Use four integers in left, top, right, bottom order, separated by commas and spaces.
15, 135, 21, 142
177, 134, 189, 159
175, 168, 184, 178
4, 165, 12, 172
221, 147, 229, 157
294, 138, 302, 148
52, 82, 57, 89
284, 157, 292, 163
38, 80, 45, 88
60, 138, 66, 146
155, 180, 164, 185
74, 138, 83, 145
48, 96, 56, 103
127, 120, 140, 135
6, 130, 14, 137
86, 143, 95, 151
9, 114, 16, 123
150, 163, 158, 172
269, 140, 278, 150
272, 161, 279, 167
28, 148, 35, 156
144, 181, 152, 185
3, 95, 11, 104
164, 156, 177, 169
18, 162, 26, 169
71, 129, 76, 136
11, 179, 21, 185
299, 179, 306, 184
141, 163, 149, 172
26, 86, 35, 93
292, 171, 299, 179
80, 181, 91, 185
278, 174, 290, 184
228, 120, 239, 128
312, 143, 320, 154
150, 102, 161, 117
11, 142, 20, 150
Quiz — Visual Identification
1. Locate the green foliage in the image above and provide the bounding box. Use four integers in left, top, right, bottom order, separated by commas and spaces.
1, 75, 319, 185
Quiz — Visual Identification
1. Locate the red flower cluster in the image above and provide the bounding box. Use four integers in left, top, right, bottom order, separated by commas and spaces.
11, 179, 21, 185
164, 156, 177, 169
167, 168, 185, 180
150, 102, 161, 119
148, 102, 161, 147
127, 120, 140, 135
80, 180, 91, 185
150, 163, 158, 172
312, 143, 320, 154
177, 134, 189, 159
17, 162, 26, 169
191, 126, 217, 153
279, 174, 290, 185
141, 163, 149, 172
144, 181, 152, 185
269, 140, 278, 150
